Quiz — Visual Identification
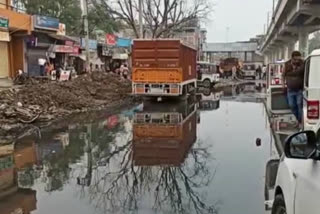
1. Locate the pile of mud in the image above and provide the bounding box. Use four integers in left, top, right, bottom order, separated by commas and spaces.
0, 72, 133, 139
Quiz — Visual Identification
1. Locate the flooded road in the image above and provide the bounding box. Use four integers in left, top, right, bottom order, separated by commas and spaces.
0, 83, 276, 214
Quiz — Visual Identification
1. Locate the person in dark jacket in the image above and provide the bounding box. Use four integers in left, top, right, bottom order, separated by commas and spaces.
282, 51, 305, 125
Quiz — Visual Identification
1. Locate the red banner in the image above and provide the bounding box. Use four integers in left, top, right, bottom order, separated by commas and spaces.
55, 45, 79, 54
106, 34, 116, 46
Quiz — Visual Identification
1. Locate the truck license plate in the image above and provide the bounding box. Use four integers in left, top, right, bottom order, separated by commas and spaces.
150, 88, 164, 94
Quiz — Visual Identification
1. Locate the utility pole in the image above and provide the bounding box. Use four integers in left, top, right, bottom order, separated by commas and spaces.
81, 0, 90, 72
267, 12, 270, 30
226, 27, 230, 43
272, 0, 275, 19
139, 0, 143, 38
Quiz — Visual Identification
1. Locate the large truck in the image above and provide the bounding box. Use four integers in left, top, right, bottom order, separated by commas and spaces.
132, 40, 197, 97
219, 58, 240, 77
132, 100, 197, 166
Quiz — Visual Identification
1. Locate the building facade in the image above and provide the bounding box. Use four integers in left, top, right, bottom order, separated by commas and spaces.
0, 0, 32, 79
203, 41, 264, 64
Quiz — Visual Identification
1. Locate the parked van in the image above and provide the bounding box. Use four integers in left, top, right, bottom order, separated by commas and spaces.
241, 63, 257, 80
303, 49, 320, 136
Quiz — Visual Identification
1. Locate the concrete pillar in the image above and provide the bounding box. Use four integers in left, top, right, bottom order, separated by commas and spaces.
264, 54, 269, 65
284, 42, 295, 60
299, 31, 309, 58
278, 47, 284, 60
270, 51, 274, 63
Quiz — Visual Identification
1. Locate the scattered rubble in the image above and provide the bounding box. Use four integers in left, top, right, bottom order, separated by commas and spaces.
0, 72, 133, 141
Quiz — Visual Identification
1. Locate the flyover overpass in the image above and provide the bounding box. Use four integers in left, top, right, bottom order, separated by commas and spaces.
260, 0, 320, 63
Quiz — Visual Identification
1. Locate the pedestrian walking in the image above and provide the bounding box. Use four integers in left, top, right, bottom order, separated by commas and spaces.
219, 67, 225, 79
256, 65, 262, 79
38, 58, 46, 76
262, 65, 267, 79
282, 51, 305, 126
232, 66, 237, 80
122, 64, 129, 79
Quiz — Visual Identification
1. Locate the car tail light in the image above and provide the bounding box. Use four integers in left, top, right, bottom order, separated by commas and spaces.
307, 100, 319, 119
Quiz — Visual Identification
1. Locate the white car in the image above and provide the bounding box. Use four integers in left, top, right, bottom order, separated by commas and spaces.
271, 130, 320, 214
303, 49, 320, 137
242, 63, 257, 80
197, 61, 220, 88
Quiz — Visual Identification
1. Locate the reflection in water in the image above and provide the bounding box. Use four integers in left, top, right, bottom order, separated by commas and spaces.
197, 88, 221, 112
0, 142, 37, 214
0, 101, 217, 214
83, 100, 218, 214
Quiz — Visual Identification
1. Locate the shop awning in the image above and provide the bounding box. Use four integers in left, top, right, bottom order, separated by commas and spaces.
78, 54, 86, 61
113, 53, 128, 60
49, 34, 78, 42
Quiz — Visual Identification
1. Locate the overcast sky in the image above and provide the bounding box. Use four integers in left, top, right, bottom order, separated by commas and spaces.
206, 0, 273, 43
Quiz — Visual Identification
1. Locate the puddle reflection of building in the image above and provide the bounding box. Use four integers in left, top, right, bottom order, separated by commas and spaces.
0, 141, 38, 214
132, 100, 197, 166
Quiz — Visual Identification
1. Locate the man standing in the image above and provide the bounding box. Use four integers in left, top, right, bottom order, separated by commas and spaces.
262, 65, 267, 80
282, 51, 305, 126
256, 65, 262, 79
38, 58, 46, 76
231, 66, 237, 80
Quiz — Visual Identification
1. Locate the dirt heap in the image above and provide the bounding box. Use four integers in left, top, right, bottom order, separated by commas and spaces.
0, 72, 132, 135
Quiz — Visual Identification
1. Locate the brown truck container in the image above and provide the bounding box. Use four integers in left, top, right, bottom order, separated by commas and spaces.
132, 40, 197, 96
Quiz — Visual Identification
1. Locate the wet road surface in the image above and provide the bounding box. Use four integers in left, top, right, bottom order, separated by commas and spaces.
0, 83, 277, 214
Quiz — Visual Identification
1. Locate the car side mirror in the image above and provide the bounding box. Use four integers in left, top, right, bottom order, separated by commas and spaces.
284, 131, 317, 159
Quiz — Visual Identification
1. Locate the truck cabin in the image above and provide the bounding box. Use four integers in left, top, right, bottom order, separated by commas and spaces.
242, 63, 256, 71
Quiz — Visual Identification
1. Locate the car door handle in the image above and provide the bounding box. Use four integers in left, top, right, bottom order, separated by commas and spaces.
292, 172, 298, 179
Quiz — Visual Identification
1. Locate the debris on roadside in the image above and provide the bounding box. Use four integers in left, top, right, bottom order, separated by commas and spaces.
0, 72, 132, 139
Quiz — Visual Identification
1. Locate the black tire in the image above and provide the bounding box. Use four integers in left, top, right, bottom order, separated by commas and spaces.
272, 194, 287, 214
203, 79, 211, 88
253, 76, 256, 80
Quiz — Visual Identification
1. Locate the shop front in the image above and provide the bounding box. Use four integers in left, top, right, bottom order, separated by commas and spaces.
98, 44, 113, 71
80, 38, 99, 71
0, 6, 32, 78
54, 44, 80, 69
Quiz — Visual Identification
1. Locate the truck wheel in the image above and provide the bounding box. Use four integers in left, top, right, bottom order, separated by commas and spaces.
272, 195, 287, 214
203, 79, 211, 88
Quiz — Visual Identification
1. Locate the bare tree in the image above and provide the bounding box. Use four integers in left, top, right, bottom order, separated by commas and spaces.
91, 0, 212, 38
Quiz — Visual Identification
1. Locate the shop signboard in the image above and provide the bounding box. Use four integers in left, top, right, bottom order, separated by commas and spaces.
55, 45, 79, 54
0, 16, 9, 29
106, 34, 116, 46
33, 15, 59, 31
81, 38, 97, 50
65, 40, 74, 46
0, 31, 10, 42
102, 46, 113, 56
59, 70, 71, 81
116, 38, 132, 47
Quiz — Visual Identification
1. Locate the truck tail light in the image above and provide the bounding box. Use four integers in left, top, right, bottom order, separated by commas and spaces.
307, 100, 319, 119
